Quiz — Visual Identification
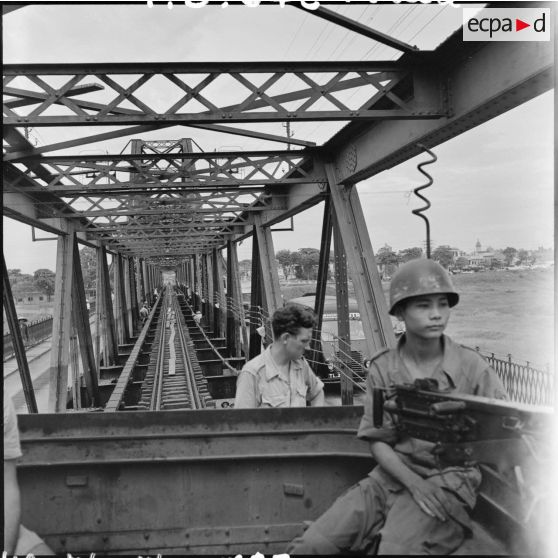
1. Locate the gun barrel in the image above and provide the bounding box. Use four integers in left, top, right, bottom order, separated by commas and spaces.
431, 401, 467, 415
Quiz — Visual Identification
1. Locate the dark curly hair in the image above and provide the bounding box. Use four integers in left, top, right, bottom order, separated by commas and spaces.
272, 304, 317, 339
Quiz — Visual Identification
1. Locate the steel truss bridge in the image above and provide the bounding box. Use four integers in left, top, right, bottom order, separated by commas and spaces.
3, 2, 553, 414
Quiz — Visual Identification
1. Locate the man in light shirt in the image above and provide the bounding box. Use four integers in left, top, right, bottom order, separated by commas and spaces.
234, 304, 325, 408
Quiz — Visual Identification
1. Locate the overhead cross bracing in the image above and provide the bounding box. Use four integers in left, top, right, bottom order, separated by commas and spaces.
3, 61, 441, 126
5, 151, 321, 194
3, 54, 437, 262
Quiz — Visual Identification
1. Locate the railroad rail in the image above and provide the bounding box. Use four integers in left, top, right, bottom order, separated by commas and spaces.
138, 289, 214, 411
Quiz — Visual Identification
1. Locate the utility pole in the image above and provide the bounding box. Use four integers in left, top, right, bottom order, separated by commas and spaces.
282, 122, 294, 150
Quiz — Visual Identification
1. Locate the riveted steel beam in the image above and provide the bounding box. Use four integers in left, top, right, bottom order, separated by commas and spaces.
63, 205, 269, 218
309, 197, 333, 369
114, 254, 130, 345
3, 61, 443, 127
12, 152, 319, 195
226, 240, 244, 358
3, 61, 410, 75
4, 110, 444, 127
332, 210, 353, 406
13, 149, 310, 163
326, 163, 396, 355
4, 83, 105, 109
254, 214, 283, 316
49, 223, 76, 413
97, 245, 118, 367
249, 228, 264, 358
3, 253, 38, 413
328, 34, 554, 183
71, 239, 100, 406
88, 224, 245, 236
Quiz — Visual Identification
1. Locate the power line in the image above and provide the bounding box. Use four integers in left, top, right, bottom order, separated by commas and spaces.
407, 5, 450, 43
283, 11, 309, 59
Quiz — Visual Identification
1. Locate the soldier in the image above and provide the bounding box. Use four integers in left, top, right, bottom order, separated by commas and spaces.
18, 318, 29, 346
139, 302, 149, 325
234, 304, 324, 409
288, 258, 508, 555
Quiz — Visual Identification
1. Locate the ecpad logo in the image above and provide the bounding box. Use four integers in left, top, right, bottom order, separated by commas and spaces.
463, 8, 550, 41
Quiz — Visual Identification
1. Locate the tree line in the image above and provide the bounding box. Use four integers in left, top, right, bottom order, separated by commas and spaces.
8, 247, 99, 300
377, 245, 540, 270
9, 244, 548, 300
270, 246, 427, 281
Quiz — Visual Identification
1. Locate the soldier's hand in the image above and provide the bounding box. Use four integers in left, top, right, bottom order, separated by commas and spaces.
406, 477, 451, 522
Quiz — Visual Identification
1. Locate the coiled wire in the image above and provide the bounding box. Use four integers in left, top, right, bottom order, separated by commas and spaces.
412, 143, 437, 258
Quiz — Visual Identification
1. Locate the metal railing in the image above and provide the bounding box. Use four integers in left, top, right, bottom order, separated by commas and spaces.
476, 349, 554, 407
3, 316, 53, 361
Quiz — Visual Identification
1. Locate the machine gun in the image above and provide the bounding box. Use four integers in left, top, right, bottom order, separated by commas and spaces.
374, 379, 553, 474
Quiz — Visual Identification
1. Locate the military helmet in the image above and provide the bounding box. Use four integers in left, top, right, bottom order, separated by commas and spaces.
388, 258, 459, 315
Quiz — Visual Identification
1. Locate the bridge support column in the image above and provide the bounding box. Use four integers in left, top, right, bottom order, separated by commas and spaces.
49, 226, 75, 412
227, 240, 245, 358
186, 261, 191, 295
206, 252, 215, 333
254, 214, 282, 318
136, 257, 145, 306
149, 265, 156, 302
249, 229, 264, 359
176, 262, 183, 292
216, 250, 227, 341
96, 245, 118, 367
114, 254, 130, 345
201, 254, 210, 326
153, 267, 160, 295
125, 257, 138, 334
185, 261, 190, 294
332, 211, 353, 405
3, 252, 37, 413
309, 197, 334, 371
211, 248, 223, 338
326, 163, 396, 355
71, 239, 100, 407
142, 260, 150, 304
192, 255, 200, 311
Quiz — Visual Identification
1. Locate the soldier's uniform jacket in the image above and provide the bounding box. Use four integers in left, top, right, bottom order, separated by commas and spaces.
234, 345, 324, 408
357, 334, 508, 509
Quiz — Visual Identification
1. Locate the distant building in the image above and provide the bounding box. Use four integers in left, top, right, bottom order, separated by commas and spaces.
12, 286, 48, 304
467, 240, 505, 268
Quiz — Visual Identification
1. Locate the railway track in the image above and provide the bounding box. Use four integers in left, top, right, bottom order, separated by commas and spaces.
138, 289, 214, 411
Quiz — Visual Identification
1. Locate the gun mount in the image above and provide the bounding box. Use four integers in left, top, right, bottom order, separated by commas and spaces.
377, 379, 553, 473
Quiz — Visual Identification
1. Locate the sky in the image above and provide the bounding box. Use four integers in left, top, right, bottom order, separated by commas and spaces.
2, 1, 554, 271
